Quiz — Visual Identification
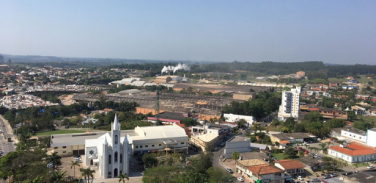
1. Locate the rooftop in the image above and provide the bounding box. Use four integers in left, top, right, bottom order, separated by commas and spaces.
275, 160, 305, 170
237, 159, 268, 167
151, 111, 189, 121
298, 157, 327, 166
229, 136, 251, 142
272, 133, 316, 140
239, 152, 269, 160
329, 142, 376, 156
248, 164, 284, 175
342, 127, 367, 136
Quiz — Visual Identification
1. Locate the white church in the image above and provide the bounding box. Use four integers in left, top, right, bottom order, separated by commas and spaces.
84, 114, 131, 178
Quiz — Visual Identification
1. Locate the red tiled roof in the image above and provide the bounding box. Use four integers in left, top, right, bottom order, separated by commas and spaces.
248, 165, 284, 175
280, 140, 291, 144
329, 142, 376, 156
275, 160, 305, 170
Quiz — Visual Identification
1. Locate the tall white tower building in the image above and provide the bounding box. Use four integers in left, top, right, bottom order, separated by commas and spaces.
278, 86, 301, 121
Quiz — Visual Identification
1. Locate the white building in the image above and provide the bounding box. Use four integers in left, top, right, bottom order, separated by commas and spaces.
366, 128, 376, 147
328, 142, 376, 163
278, 86, 301, 121
223, 113, 256, 126
341, 128, 367, 144
85, 115, 131, 178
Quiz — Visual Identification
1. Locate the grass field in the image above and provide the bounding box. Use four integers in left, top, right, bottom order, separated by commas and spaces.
36, 130, 87, 136
271, 153, 289, 160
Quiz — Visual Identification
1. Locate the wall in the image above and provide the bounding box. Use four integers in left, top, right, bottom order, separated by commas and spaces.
233, 93, 255, 101
224, 140, 251, 158
52, 144, 85, 156
367, 130, 376, 147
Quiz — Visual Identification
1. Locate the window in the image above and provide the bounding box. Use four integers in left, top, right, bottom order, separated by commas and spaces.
115, 135, 118, 144
108, 172, 112, 177
120, 154, 123, 163
159, 144, 161, 146
63, 151, 66, 153
145, 145, 148, 147
109, 155, 112, 164
152, 145, 154, 147
63, 146, 66, 148
54, 147, 58, 149
140, 146, 143, 148
115, 152, 118, 162
181, 142, 185, 144
135, 146, 138, 148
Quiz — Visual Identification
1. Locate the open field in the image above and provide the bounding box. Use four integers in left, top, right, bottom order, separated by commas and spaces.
271, 153, 289, 160
36, 130, 87, 136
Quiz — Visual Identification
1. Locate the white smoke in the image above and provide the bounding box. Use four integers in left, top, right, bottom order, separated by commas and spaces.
161, 63, 190, 75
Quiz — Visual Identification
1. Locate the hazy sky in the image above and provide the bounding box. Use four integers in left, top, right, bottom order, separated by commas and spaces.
1, 1, 375, 64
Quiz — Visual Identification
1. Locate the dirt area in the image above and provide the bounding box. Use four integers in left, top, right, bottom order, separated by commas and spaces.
60, 156, 85, 180
59, 94, 76, 105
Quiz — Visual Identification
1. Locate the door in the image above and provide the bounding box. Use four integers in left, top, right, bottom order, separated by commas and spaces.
90, 159, 93, 165
114, 168, 118, 177
73, 150, 79, 155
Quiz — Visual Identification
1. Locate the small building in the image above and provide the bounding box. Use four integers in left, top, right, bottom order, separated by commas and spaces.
223, 113, 256, 126
239, 152, 270, 161
236, 159, 269, 175
299, 157, 329, 171
247, 164, 286, 183
118, 89, 142, 96
223, 136, 251, 158
342, 85, 359, 90
275, 160, 305, 177
328, 142, 376, 163
296, 71, 305, 77
155, 76, 172, 84
190, 133, 220, 152
271, 133, 317, 145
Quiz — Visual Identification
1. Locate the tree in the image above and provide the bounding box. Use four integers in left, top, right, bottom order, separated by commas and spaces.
47, 152, 62, 170
236, 119, 246, 129
271, 119, 280, 130
324, 119, 346, 129
50, 171, 67, 183
232, 151, 240, 160
118, 172, 129, 183
284, 117, 296, 131
206, 167, 231, 183
142, 153, 158, 168
181, 118, 198, 127
182, 170, 207, 183
190, 153, 213, 174
80, 168, 95, 183
284, 147, 297, 159
70, 160, 80, 178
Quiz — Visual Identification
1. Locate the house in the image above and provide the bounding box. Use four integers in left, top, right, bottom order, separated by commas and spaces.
223, 113, 256, 126
236, 159, 269, 176
328, 142, 376, 163
247, 164, 286, 183
299, 157, 330, 171
275, 160, 305, 177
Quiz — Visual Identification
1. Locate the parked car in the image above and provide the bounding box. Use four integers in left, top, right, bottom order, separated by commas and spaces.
298, 176, 304, 181
311, 178, 320, 182
0, 150, 3, 155
367, 165, 374, 169
323, 174, 330, 179
226, 168, 233, 174
47, 162, 53, 169
237, 177, 244, 182
330, 173, 338, 177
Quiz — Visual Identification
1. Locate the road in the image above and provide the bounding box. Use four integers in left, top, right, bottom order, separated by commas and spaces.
0, 116, 16, 155
0, 116, 16, 183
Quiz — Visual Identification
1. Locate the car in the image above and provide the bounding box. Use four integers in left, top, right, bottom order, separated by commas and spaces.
323, 174, 330, 179
47, 162, 53, 169
226, 168, 233, 174
342, 172, 353, 176
330, 173, 338, 177
0, 150, 3, 155
298, 176, 304, 180
367, 165, 374, 169
238, 132, 242, 135
237, 177, 244, 182
310, 178, 320, 182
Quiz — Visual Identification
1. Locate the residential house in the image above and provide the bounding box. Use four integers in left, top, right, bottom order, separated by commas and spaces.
275, 160, 305, 177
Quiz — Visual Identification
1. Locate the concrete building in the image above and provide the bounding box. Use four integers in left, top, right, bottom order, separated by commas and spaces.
223, 136, 251, 158
236, 159, 269, 175
223, 113, 256, 126
278, 87, 301, 121
328, 142, 376, 163
155, 76, 172, 84
366, 128, 376, 147
190, 133, 220, 152
147, 112, 198, 124
84, 115, 130, 178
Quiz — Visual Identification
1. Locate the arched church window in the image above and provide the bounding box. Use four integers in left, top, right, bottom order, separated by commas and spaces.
115, 152, 118, 162
115, 135, 118, 144
109, 155, 111, 164
120, 153, 123, 163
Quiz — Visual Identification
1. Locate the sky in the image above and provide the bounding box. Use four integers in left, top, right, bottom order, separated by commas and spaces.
0, 1, 375, 64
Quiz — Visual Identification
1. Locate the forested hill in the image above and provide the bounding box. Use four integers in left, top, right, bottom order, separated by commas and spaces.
190, 61, 325, 75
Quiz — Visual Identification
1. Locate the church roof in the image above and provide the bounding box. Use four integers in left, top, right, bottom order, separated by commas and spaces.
113, 113, 120, 131
130, 124, 188, 142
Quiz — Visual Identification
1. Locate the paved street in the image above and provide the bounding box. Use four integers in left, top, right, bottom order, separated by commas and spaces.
0, 115, 16, 183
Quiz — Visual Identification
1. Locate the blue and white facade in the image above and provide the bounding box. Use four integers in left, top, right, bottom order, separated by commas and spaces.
278, 86, 301, 121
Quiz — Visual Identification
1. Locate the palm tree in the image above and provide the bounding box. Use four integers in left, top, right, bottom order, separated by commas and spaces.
70, 160, 80, 178
47, 152, 62, 170
319, 143, 328, 154
80, 168, 95, 183
118, 172, 129, 183
50, 171, 67, 183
